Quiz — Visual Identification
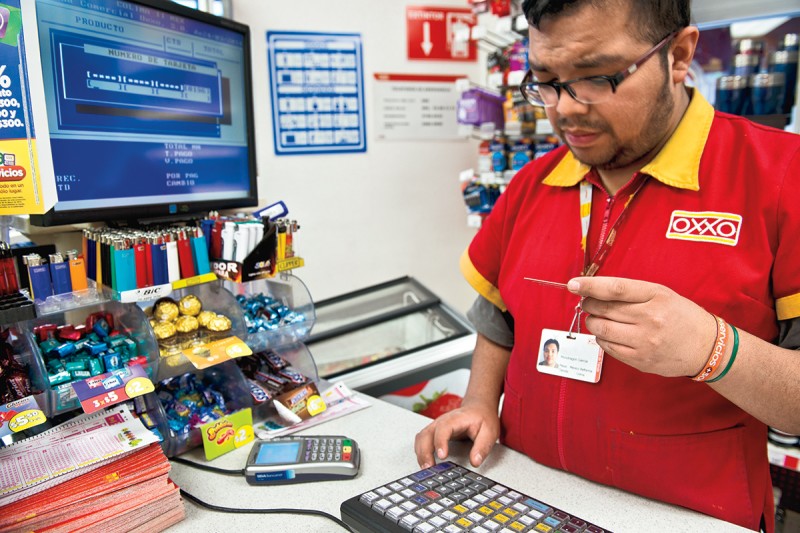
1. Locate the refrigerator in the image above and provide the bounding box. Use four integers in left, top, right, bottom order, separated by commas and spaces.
304, 277, 476, 398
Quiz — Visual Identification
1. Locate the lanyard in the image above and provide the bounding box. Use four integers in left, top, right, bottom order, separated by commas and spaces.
578, 176, 648, 277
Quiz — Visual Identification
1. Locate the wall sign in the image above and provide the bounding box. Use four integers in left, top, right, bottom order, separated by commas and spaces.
406, 6, 476, 61
373, 73, 464, 141
267, 31, 366, 155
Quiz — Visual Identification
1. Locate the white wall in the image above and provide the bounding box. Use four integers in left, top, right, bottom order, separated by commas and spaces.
232, 0, 481, 313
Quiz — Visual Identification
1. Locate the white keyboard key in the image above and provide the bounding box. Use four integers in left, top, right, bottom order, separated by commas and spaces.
376, 486, 392, 496
506, 490, 523, 500
497, 495, 512, 506
399, 477, 414, 486
429, 515, 447, 527
389, 493, 405, 504
359, 491, 379, 505
401, 488, 416, 498
518, 515, 535, 526
401, 501, 418, 512
413, 523, 435, 533
389, 482, 404, 491
415, 508, 433, 519
444, 525, 462, 533
492, 484, 509, 494
512, 503, 528, 513
472, 527, 490, 533
400, 514, 422, 531
438, 497, 455, 508
482, 519, 501, 530
462, 498, 479, 509
427, 502, 444, 513
473, 494, 489, 503
440, 510, 457, 521
386, 506, 405, 522
373, 499, 392, 513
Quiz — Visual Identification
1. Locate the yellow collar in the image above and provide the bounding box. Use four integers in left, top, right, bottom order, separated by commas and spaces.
542, 90, 713, 191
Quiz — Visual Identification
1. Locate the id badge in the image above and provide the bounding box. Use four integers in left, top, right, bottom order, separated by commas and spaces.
537, 329, 604, 383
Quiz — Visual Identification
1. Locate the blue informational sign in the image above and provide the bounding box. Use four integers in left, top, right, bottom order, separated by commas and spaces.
267, 31, 367, 155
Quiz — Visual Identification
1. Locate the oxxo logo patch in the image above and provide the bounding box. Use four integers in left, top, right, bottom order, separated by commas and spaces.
666, 210, 742, 246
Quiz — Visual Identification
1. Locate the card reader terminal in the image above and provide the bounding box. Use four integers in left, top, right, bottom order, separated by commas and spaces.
245, 435, 360, 485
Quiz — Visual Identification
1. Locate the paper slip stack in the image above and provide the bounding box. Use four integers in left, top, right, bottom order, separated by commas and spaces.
0, 405, 185, 532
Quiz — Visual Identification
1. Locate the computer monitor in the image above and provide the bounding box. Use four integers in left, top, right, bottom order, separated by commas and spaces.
24, 0, 257, 226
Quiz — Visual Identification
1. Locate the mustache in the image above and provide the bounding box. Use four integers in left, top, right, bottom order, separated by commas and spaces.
556, 117, 607, 131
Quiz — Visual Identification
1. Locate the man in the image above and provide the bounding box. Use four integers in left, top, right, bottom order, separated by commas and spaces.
414, 1, 800, 531
539, 338, 559, 367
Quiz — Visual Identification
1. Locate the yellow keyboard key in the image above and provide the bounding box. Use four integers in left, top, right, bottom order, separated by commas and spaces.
509, 522, 526, 532
489, 501, 503, 510
479, 506, 494, 516
456, 517, 473, 528
535, 524, 553, 532
453, 504, 468, 514
494, 513, 510, 524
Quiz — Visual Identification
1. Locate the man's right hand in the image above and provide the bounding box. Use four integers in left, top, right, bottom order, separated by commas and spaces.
413, 400, 501, 469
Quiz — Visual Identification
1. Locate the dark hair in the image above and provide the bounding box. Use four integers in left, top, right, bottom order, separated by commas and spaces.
521, 0, 690, 44
544, 339, 559, 351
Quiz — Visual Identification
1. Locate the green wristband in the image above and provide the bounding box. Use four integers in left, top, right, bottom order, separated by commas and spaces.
707, 324, 739, 383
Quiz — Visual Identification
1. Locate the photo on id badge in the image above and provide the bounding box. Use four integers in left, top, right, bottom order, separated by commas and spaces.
536, 328, 604, 383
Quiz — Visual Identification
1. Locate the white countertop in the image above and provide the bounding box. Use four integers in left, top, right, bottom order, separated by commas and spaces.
166, 394, 749, 533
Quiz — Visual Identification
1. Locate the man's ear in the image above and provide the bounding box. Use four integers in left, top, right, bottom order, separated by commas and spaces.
670, 26, 700, 84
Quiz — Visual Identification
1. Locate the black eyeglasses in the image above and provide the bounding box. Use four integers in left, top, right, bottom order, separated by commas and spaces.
519, 31, 677, 107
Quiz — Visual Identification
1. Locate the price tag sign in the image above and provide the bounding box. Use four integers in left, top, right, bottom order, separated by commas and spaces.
0, 396, 46, 438
71, 365, 155, 414
183, 336, 252, 369
201, 408, 254, 461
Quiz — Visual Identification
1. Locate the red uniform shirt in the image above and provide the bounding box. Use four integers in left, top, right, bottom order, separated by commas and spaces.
462, 92, 800, 531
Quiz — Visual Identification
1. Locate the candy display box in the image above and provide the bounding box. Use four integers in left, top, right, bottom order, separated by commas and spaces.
0, 324, 50, 439
146, 360, 253, 457
24, 300, 159, 417
141, 280, 248, 381
235, 342, 320, 422
224, 274, 316, 353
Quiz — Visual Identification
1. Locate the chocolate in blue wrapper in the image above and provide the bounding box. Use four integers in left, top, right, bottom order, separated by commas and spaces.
263, 351, 288, 372
85, 341, 108, 356
278, 367, 308, 385
102, 352, 122, 371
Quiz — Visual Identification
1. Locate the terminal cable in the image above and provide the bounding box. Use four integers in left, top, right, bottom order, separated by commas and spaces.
171, 458, 356, 532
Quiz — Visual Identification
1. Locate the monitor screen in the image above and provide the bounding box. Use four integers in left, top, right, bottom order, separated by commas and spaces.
26, 0, 257, 226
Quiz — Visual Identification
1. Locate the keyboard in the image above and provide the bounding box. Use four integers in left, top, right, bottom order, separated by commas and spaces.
340, 461, 612, 532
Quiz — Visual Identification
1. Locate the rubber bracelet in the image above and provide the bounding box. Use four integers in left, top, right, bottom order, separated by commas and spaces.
707, 325, 739, 384
692, 315, 728, 382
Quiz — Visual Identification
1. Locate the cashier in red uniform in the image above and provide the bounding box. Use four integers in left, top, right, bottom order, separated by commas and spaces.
414, 1, 800, 531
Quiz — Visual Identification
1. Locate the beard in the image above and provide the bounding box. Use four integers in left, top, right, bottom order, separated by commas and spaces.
557, 72, 675, 171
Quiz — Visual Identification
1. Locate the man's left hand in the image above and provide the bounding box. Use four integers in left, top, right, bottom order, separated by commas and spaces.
567, 276, 716, 377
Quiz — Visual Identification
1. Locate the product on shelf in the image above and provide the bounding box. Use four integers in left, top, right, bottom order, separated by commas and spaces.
236, 348, 321, 422
157, 373, 231, 435
236, 349, 310, 397
0, 328, 36, 403
147, 295, 234, 359
235, 293, 306, 334
34, 314, 148, 390
82, 227, 212, 294
152, 362, 252, 456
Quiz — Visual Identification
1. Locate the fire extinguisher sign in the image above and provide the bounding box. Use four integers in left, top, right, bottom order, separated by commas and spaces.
406, 6, 476, 62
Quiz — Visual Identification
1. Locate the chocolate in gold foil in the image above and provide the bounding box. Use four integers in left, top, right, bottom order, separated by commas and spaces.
178, 294, 202, 316
206, 315, 232, 332
175, 315, 199, 333
153, 321, 177, 340
197, 310, 216, 328
153, 299, 179, 322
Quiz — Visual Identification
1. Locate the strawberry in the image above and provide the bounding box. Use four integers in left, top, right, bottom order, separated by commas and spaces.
413, 390, 463, 419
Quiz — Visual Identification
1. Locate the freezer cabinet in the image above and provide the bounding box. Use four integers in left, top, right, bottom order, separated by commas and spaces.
304, 277, 476, 397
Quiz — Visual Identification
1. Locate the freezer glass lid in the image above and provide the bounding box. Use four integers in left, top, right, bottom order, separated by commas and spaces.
310, 305, 468, 378
311, 278, 438, 338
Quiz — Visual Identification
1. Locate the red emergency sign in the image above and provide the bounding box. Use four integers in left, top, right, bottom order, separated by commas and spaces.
406, 6, 476, 61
